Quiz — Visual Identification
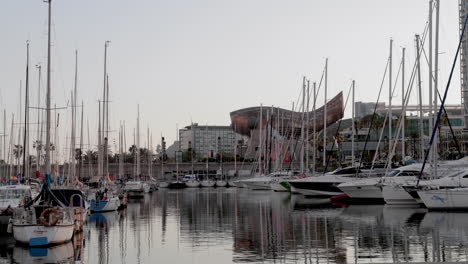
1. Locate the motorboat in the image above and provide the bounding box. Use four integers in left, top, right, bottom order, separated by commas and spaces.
338, 164, 424, 202
124, 181, 145, 198
270, 171, 302, 192
383, 160, 468, 205
0, 185, 34, 233
288, 167, 371, 197
240, 171, 297, 191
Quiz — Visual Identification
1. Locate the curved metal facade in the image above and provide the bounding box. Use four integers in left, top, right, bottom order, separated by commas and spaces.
230, 92, 344, 138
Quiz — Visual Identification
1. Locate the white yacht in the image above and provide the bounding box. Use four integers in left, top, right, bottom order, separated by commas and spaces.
338, 164, 423, 202
383, 160, 468, 205
124, 181, 145, 197
418, 187, 468, 210
240, 171, 295, 191
288, 167, 368, 197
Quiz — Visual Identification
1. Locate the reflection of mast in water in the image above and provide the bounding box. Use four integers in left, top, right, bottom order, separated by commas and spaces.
259, 202, 264, 260
118, 209, 127, 261
161, 190, 168, 243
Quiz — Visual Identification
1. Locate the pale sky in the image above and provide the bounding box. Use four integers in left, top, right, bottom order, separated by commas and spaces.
0, 0, 462, 156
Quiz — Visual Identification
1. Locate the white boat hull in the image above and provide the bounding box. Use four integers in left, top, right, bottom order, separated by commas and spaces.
382, 185, 418, 205
90, 197, 120, 212
13, 224, 74, 246
338, 184, 383, 200
143, 184, 151, 193
216, 180, 227, 187
418, 188, 468, 209
200, 180, 215, 187
243, 181, 271, 190
158, 182, 169, 188
270, 182, 289, 192
186, 181, 201, 188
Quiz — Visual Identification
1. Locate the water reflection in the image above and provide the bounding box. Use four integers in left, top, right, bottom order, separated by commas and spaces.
3, 189, 468, 263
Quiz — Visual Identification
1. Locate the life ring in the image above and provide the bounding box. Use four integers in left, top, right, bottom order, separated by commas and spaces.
38, 208, 60, 227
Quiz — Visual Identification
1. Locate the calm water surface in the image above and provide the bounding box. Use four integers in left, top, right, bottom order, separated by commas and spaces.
2, 188, 468, 263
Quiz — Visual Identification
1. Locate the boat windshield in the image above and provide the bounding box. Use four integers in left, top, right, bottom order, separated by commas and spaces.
0, 189, 30, 200
387, 170, 400, 177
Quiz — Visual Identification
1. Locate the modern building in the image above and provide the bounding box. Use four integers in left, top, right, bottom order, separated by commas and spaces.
354, 101, 386, 118
178, 123, 244, 159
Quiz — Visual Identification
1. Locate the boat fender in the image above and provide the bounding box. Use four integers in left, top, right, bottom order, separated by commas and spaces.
6, 219, 12, 233
38, 208, 60, 227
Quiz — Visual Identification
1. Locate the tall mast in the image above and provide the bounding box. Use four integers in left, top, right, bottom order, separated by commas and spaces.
300, 77, 305, 173
36, 64, 42, 172
428, 0, 434, 167
70, 50, 78, 184
105, 75, 110, 177
23, 41, 30, 182
351, 80, 355, 166
312, 82, 316, 176
45, 0, 52, 176
388, 39, 393, 155
87, 119, 91, 176
136, 105, 140, 176
98, 101, 102, 176
401, 47, 406, 160
433, 0, 440, 175
305, 80, 310, 172
79, 101, 83, 180
323, 59, 328, 167
415, 34, 424, 160
258, 103, 263, 174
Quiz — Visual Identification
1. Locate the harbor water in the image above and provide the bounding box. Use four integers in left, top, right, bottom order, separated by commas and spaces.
1, 188, 468, 263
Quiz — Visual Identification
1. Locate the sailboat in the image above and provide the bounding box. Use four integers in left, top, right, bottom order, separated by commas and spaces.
11, 1, 77, 246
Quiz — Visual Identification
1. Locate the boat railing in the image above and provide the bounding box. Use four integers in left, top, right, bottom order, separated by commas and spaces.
69, 194, 85, 208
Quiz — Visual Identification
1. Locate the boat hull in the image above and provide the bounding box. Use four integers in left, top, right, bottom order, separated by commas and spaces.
13, 224, 74, 247
382, 185, 418, 205
418, 188, 468, 210
200, 180, 215, 187
288, 182, 343, 197
216, 180, 227, 187
90, 198, 120, 212
158, 182, 169, 188
338, 184, 383, 200
185, 181, 201, 188
243, 181, 271, 190
270, 182, 289, 192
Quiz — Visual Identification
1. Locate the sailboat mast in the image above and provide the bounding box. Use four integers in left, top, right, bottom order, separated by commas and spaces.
388, 39, 393, 155
45, 0, 52, 176
98, 101, 102, 176
351, 80, 355, 166
23, 41, 30, 182
306, 80, 310, 173
323, 59, 328, 167
70, 50, 78, 184
300, 77, 305, 173
105, 75, 110, 177
136, 105, 140, 176
79, 101, 83, 180
312, 82, 316, 176
433, 0, 440, 176
428, 0, 434, 168
36, 64, 41, 172
415, 34, 425, 160
401, 48, 406, 160
259, 104, 263, 174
